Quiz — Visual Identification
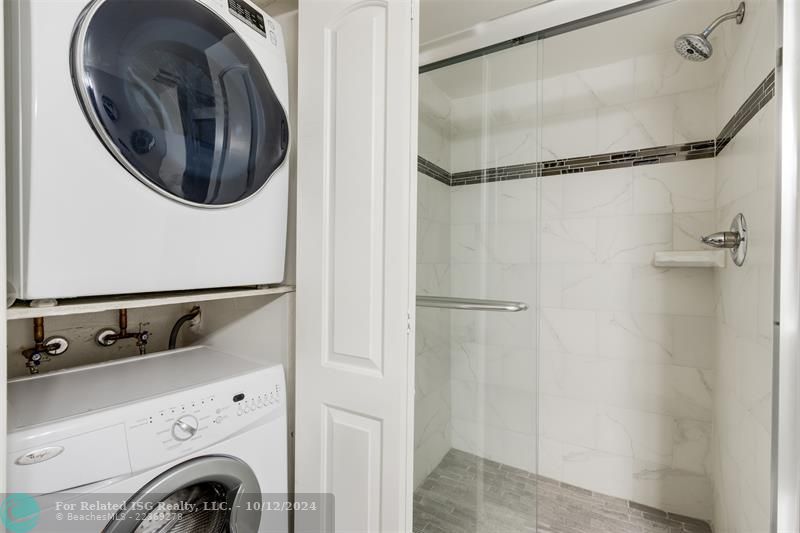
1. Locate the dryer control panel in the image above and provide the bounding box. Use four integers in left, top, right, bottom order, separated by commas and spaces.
125, 365, 285, 472
228, 0, 266, 37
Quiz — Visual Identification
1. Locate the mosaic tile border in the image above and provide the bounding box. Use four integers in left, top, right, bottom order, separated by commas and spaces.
417, 69, 776, 186
716, 69, 775, 154
450, 140, 716, 186
416, 156, 451, 186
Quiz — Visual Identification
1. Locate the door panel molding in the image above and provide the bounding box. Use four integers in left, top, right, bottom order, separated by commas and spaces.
295, 0, 417, 530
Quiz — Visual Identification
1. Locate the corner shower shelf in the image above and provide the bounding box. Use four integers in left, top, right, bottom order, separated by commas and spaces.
653, 250, 726, 268
6, 285, 295, 320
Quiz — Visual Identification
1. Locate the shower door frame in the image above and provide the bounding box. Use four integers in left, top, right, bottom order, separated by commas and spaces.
774, 2, 800, 532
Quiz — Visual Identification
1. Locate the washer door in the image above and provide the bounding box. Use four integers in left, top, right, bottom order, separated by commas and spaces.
71, 0, 289, 207
103, 455, 261, 533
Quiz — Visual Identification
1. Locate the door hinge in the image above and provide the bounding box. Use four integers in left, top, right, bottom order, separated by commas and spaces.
407, 313, 413, 335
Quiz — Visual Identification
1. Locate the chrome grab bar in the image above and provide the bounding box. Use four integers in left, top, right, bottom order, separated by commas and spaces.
416, 296, 529, 312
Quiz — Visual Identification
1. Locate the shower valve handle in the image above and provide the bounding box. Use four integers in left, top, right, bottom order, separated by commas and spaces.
701, 231, 742, 249
700, 213, 748, 267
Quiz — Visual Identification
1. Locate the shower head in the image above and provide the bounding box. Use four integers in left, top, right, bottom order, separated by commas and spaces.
674, 2, 745, 61
674, 33, 713, 61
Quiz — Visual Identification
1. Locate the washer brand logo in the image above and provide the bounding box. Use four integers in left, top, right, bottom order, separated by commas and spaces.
15, 446, 64, 466
0, 494, 40, 532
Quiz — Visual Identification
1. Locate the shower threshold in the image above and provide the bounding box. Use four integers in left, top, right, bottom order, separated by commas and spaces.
413, 449, 712, 533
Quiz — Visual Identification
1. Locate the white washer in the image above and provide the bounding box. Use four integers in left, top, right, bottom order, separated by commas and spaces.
7, 0, 289, 299
7, 347, 288, 532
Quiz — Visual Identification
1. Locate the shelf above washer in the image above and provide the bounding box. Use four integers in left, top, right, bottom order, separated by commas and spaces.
7, 285, 295, 320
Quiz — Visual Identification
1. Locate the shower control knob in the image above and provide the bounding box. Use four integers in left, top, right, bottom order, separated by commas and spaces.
701, 213, 748, 266
172, 415, 199, 441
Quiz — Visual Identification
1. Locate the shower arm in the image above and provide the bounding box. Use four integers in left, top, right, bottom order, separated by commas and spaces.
702, 3, 745, 37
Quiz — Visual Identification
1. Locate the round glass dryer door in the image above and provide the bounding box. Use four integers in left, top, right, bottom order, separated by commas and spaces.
71, 0, 289, 207
103, 456, 262, 533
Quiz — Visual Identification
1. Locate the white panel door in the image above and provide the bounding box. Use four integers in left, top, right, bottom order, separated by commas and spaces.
295, 0, 418, 531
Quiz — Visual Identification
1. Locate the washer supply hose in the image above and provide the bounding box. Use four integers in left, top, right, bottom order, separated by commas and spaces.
168, 306, 201, 350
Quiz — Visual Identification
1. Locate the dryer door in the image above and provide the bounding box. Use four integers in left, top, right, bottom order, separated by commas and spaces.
71, 0, 289, 207
102, 455, 262, 533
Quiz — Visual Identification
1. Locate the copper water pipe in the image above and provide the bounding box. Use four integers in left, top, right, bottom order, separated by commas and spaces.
99, 309, 150, 354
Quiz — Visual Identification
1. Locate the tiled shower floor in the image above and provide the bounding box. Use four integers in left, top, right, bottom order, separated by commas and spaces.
413, 449, 712, 533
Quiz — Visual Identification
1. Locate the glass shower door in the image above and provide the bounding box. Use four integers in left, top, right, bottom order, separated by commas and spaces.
414, 39, 543, 533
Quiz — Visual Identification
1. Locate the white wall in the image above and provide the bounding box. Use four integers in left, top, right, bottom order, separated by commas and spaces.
711, 0, 777, 531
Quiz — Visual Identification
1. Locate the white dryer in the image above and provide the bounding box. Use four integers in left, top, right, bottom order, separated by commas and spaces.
7, 347, 288, 532
6, 0, 290, 299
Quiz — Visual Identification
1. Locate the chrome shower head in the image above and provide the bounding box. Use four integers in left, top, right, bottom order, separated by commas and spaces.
674, 2, 745, 61
674, 33, 713, 61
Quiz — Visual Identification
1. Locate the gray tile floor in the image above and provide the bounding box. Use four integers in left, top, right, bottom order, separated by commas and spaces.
413, 449, 712, 533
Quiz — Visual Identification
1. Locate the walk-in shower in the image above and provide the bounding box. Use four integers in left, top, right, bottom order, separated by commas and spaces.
415, 0, 777, 531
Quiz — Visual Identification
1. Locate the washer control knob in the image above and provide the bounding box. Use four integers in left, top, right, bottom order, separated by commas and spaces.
172, 415, 199, 441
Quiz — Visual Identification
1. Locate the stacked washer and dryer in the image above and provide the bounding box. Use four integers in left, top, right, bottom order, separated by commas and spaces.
5, 0, 291, 530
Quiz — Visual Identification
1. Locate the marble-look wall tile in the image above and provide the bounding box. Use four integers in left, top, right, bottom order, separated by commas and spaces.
537, 152, 716, 517
629, 267, 715, 316
673, 211, 717, 252
631, 460, 714, 520
419, 76, 453, 171
448, 178, 540, 472
712, 85, 776, 533
443, 150, 718, 517
414, 175, 453, 488
540, 351, 714, 421
632, 159, 716, 215
448, 61, 718, 172
541, 218, 598, 263
561, 168, 634, 218
451, 416, 538, 473
596, 215, 673, 264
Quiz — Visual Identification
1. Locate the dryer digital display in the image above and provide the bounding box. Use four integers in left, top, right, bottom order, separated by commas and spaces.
228, 0, 267, 37
71, 0, 289, 207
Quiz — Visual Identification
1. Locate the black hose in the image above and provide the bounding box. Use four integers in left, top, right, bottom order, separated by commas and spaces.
168, 306, 201, 350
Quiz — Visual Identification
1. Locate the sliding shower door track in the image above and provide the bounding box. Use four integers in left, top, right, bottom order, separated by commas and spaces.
420, 0, 676, 73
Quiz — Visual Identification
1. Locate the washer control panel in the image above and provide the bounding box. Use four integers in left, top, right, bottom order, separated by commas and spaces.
125, 366, 284, 471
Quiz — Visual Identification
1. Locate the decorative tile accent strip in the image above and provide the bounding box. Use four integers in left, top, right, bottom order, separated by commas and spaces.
716, 69, 775, 154
416, 69, 776, 187
416, 156, 451, 186
450, 140, 716, 186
